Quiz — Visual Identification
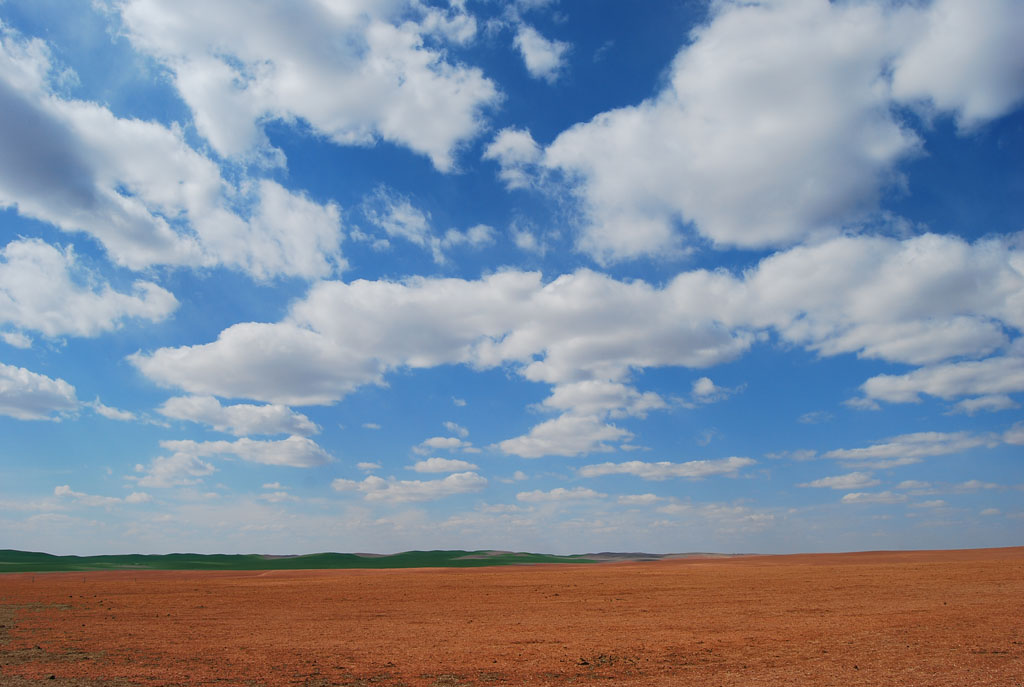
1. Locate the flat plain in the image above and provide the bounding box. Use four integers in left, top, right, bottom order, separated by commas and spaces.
1, 547, 1022, 686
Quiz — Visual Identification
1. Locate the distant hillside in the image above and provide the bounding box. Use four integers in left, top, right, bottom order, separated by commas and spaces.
0, 549, 603, 572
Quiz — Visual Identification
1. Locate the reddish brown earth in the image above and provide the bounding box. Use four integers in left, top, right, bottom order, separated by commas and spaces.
2, 547, 1023, 686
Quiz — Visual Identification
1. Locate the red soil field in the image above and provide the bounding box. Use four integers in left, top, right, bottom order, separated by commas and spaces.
2, 547, 1022, 686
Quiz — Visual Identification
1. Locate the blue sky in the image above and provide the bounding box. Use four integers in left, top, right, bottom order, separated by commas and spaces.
1, 0, 1022, 556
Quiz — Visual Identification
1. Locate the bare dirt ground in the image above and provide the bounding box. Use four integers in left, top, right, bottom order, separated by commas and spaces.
1, 547, 1022, 686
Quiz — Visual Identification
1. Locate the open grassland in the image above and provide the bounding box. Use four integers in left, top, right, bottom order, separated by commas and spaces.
0, 549, 597, 573
1, 547, 1022, 686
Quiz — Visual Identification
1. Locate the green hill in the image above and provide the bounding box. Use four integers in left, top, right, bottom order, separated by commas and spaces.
0, 549, 596, 573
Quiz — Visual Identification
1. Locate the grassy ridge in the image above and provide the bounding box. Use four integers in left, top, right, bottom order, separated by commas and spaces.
0, 549, 596, 573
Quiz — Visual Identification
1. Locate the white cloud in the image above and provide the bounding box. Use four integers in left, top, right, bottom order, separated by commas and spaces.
896, 480, 931, 490
841, 491, 907, 505
497, 414, 630, 459
362, 186, 433, 248
90, 398, 136, 422
911, 500, 947, 509
443, 421, 469, 438
1005, 423, 1024, 445
129, 233, 1022, 419
54, 485, 151, 507
617, 493, 664, 506
514, 24, 569, 83
159, 435, 333, 468
516, 487, 606, 502
859, 347, 1024, 405
890, 0, 1024, 129
259, 491, 298, 503
431, 224, 496, 264
950, 395, 1019, 415
956, 480, 999, 491
361, 187, 494, 264
117, 0, 499, 171
0, 27, 344, 279
332, 471, 486, 503
798, 410, 833, 425
357, 462, 382, 471
0, 362, 78, 421
687, 376, 739, 405
131, 451, 215, 488
530, 1, 1024, 263
131, 435, 330, 488
798, 472, 880, 490
158, 395, 319, 436
738, 234, 1023, 367
408, 457, 479, 473
0, 238, 177, 339
541, 0, 918, 261
363, 423, 382, 430
483, 127, 543, 189
980, 508, 1001, 516
824, 431, 995, 468
540, 380, 667, 419
415, 436, 477, 454
1, 331, 32, 348
578, 457, 754, 481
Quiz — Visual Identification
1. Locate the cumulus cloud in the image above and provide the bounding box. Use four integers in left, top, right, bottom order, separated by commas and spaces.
1, 331, 32, 348
617, 493, 664, 506
686, 377, 740, 406
890, 0, 1024, 129
578, 457, 754, 480
131, 435, 330, 488
858, 345, 1024, 405
0, 26, 344, 278
516, 487, 606, 502
361, 187, 495, 264
539, 380, 667, 419
408, 457, 479, 473
0, 238, 177, 339
159, 435, 333, 468
526, 1, 1024, 262
130, 451, 215, 489
443, 421, 469, 438
131, 267, 752, 405
1005, 423, 1024, 445
129, 233, 1022, 434
541, 0, 918, 260
0, 362, 78, 420
841, 491, 907, 505
798, 472, 880, 490
497, 414, 631, 459
415, 436, 477, 454
823, 431, 997, 468
116, 0, 498, 171
514, 24, 569, 83
158, 395, 319, 436
949, 395, 1019, 415
362, 186, 433, 248
54, 485, 150, 507
89, 398, 136, 422
332, 471, 486, 502
483, 127, 543, 189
